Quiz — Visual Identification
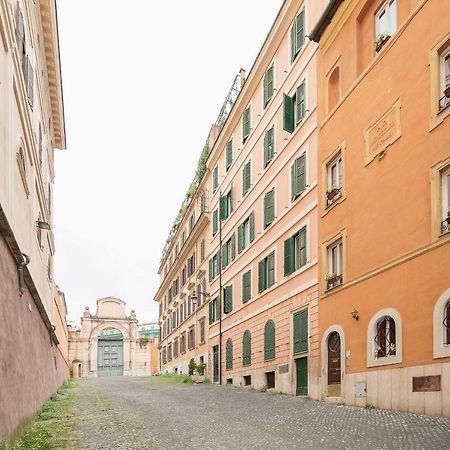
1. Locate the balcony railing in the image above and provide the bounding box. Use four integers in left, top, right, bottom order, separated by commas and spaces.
326, 274, 343, 291
326, 187, 342, 208
441, 217, 450, 235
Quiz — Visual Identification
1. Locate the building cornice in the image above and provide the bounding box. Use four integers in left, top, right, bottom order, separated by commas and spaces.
39, 0, 66, 149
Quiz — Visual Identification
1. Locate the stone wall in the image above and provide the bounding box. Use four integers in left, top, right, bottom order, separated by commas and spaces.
0, 232, 69, 440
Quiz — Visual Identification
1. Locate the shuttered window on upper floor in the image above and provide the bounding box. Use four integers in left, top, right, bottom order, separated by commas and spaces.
263, 188, 275, 228
263, 64, 274, 107
226, 140, 233, 171
258, 251, 275, 293
263, 126, 275, 168
242, 160, 251, 196
242, 269, 252, 303
291, 8, 305, 63
223, 285, 233, 314
238, 211, 254, 254
284, 226, 307, 276
222, 234, 235, 269
219, 186, 233, 221
242, 106, 251, 143
213, 165, 219, 193
291, 153, 306, 201
283, 80, 306, 133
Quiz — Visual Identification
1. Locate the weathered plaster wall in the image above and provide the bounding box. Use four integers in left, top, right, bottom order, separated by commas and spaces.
0, 233, 69, 440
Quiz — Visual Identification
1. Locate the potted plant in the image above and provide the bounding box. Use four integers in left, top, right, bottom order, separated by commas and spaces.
326, 186, 341, 201
444, 86, 450, 98
375, 33, 390, 53
325, 273, 342, 289
446, 208, 450, 224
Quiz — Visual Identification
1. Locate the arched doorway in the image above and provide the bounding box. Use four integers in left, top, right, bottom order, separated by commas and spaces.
97, 329, 124, 376
327, 331, 341, 396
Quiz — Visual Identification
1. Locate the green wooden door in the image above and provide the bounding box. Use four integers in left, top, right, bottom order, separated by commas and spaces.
98, 340, 123, 376
295, 357, 308, 396
213, 345, 219, 382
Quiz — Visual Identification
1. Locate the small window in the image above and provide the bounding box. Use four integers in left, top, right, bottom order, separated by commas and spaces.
291, 9, 305, 62
226, 339, 233, 370
283, 80, 306, 133
221, 234, 235, 269
225, 140, 233, 171
439, 46, 450, 110
242, 330, 252, 366
242, 270, 252, 303
326, 152, 343, 207
374, 316, 396, 359
291, 153, 306, 201
219, 187, 233, 221
263, 64, 274, 107
284, 227, 307, 276
242, 160, 251, 196
263, 188, 275, 228
263, 126, 275, 168
199, 318, 205, 344
440, 166, 450, 234
209, 297, 219, 324
258, 251, 275, 293
242, 106, 251, 143
213, 165, 219, 193
238, 212, 254, 253
223, 285, 233, 314
326, 238, 343, 290
375, 0, 396, 52
208, 251, 220, 281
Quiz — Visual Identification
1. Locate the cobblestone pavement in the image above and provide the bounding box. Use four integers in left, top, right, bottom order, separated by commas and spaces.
71, 377, 450, 450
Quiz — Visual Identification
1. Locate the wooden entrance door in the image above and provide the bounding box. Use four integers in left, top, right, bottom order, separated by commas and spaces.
98, 340, 124, 376
295, 357, 308, 395
212, 345, 219, 382
327, 331, 341, 385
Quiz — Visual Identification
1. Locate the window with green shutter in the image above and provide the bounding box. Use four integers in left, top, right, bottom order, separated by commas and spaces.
296, 81, 306, 124
291, 9, 305, 63
220, 187, 233, 221
264, 320, 275, 361
242, 330, 251, 366
264, 188, 275, 228
293, 309, 308, 354
258, 251, 275, 293
263, 64, 274, 107
284, 227, 307, 276
263, 126, 275, 168
226, 338, 233, 370
283, 80, 306, 134
221, 234, 235, 269
242, 106, 251, 143
283, 94, 295, 133
209, 297, 219, 324
212, 209, 218, 235
226, 140, 233, 171
242, 270, 251, 303
223, 285, 233, 314
291, 153, 306, 201
238, 212, 254, 254
242, 160, 251, 196
213, 165, 218, 192
209, 252, 220, 281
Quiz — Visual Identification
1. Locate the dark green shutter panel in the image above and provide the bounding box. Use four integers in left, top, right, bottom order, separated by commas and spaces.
209, 301, 213, 324
258, 260, 266, 293
249, 212, 255, 242
263, 130, 269, 167
231, 233, 235, 260
300, 227, 307, 267
267, 252, 275, 288
243, 331, 251, 366
291, 163, 296, 201
263, 70, 268, 106
219, 196, 227, 221
224, 285, 232, 314
243, 161, 251, 195
222, 243, 228, 269
293, 309, 308, 354
213, 166, 218, 191
229, 186, 233, 214
226, 141, 233, 170
267, 66, 274, 102
264, 189, 275, 228
238, 224, 244, 254
226, 339, 233, 370
296, 82, 306, 123
213, 209, 218, 235
284, 237, 295, 276
296, 154, 306, 197
264, 320, 275, 360
242, 270, 251, 303
268, 127, 274, 161
283, 94, 295, 133
296, 10, 305, 54
209, 259, 213, 282
243, 107, 251, 143
290, 20, 296, 62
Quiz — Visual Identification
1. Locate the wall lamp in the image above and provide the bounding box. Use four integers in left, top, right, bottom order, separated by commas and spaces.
351, 308, 359, 321
190, 290, 210, 305
36, 220, 51, 230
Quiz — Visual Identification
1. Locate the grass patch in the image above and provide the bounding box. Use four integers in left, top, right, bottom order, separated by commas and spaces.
0, 379, 78, 450
150, 373, 194, 384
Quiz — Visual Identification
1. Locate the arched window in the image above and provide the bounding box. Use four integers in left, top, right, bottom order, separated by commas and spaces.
242, 330, 251, 366
375, 316, 396, 358
264, 320, 275, 361
367, 308, 402, 367
328, 66, 340, 112
226, 338, 233, 370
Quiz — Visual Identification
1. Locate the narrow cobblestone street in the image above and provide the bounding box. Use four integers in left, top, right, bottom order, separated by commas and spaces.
69, 377, 450, 450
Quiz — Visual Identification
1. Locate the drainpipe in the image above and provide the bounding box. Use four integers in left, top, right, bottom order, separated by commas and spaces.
218, 192, 223, 386
17, 253, 30, 296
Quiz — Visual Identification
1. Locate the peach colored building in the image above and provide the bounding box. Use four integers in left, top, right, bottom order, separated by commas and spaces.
0, 0, 68, 439
311, 0, 450, 415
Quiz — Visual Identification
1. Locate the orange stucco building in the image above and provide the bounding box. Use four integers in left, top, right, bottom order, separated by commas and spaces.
311, 0, 450, 415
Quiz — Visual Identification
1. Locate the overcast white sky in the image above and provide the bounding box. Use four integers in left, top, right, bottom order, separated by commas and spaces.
54, 0, 283, 325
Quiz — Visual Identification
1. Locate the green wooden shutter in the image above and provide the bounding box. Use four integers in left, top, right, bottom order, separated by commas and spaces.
290, 20, 296, 62
209, 258, 213, 282
226, 339, 233, 370
284, 237, 295, 276
263, 130, 269, 167
283, 94, 295, 133
238, 224, 244, 253
224, 285, 232, 314
263, 69, 268, 107
243, 161, 251, 195
213, 209, 218, 235
296, 10, 305, 54
249, 212, 255, 242
243, 330, 251, 366
293, 309, 308, 354
296, 154, 306, 195
264, 320, 275, 360
226, 140, 233, 171
299, 227, 307, 267
268, 127, 274, 161
219, 196, 227, 221
222, 242, 228, 269
209, 301, 213, 324
267, 252, 275, 288
230, 233, 236, 260
242, 270, 251, 303
243, 106, 251, 143
291, 162, 296, 201
264, 189, 275, 228
213, 166, 218, 192
258, 259, 266, 293
296, 81, 306, 123
267, 65, 274, 103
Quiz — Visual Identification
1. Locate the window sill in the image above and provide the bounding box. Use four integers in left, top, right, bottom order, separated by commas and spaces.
367, 354, 401, 368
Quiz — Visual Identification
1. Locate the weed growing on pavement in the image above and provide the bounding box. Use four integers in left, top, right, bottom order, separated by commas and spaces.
0, 379, 77, 450
365, 401, 375, 410
259, 385, 268, 393
151, 373, 194, 384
